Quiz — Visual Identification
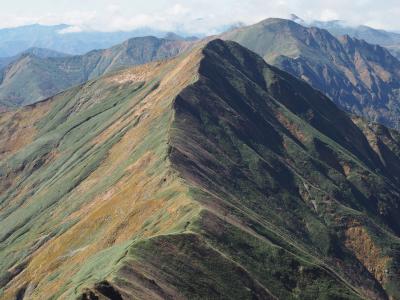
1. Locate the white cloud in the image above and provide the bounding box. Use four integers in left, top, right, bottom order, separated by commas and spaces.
58, 25, 84, 34
319, 9, 340, 21
1, 0, 400, 34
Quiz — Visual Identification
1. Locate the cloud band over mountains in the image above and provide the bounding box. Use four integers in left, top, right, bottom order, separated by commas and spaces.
1, 0, 400, 35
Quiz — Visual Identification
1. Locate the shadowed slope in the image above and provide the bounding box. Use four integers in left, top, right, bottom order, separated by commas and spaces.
222, 18, 400, 129
169, 40, 400, 299
1, 40, 400, 299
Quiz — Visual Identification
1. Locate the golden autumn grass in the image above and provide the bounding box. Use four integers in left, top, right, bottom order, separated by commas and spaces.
2, 40, 400, 300
0, 45, 205, 299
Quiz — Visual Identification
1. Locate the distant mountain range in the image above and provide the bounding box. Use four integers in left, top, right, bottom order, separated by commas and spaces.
0, 36, 194, 107
222, 18, 400, 129
310, 20, 400, 47
0, 47, 69, 70
3, 17, 400, 132
290, 15, 400, 60
0, 24, 197, 57
2, 39, 400, 299
2, 17, 400, 132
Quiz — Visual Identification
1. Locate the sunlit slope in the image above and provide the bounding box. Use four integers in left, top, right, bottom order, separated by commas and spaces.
0, 46, 203, 299
0, 36, 193, 107
1, 40, 400, 299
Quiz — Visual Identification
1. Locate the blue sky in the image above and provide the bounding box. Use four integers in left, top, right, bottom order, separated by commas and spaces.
1, 0, 400, 33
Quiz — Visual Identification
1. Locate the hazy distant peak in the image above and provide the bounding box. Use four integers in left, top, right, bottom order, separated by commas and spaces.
164, 32, 185, 40
163, 32, 199, 42
256, 17, 300, 27
288, 13, 305, 23
20, 47, 71, 58
58, 25, 84, 34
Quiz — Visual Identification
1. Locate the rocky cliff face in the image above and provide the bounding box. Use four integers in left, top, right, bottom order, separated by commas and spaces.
222, 18, 400, 129
1, 40, 400, 299
307, 20, 400, 60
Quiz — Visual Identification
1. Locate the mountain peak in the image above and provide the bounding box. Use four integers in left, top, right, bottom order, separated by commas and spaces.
258, 17, 297, 25
289, 13, 305, 23
1, 37, 400, 299
221, 17, 400, 129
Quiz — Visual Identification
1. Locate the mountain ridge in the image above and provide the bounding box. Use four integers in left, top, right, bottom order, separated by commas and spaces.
0, 23, 195, 57
0, 36, 194, 107
0, 47, 70, 70
1, 39, 400, 299
4, 17, 400, 134
305, 19, 400, 59
222, 18, 400, 129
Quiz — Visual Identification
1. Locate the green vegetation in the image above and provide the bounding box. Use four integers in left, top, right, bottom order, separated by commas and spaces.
0, 36, 193, 107
1, 39, 400, 299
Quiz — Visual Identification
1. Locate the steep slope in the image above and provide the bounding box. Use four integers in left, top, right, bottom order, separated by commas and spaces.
0, 43, 204, 299
222, 18, 400, 129
0, 36, 194, 107
1, 40, 400, 299
308, 20, 400, 60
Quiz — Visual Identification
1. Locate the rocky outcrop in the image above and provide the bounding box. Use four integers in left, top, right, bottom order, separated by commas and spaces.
222, 18, 400, 129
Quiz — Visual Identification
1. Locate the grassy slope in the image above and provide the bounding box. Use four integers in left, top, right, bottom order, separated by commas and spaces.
75, 40, 400, 299
1, 40, 400, 299
0, 37, 193, 107
0, 48, 202, 299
